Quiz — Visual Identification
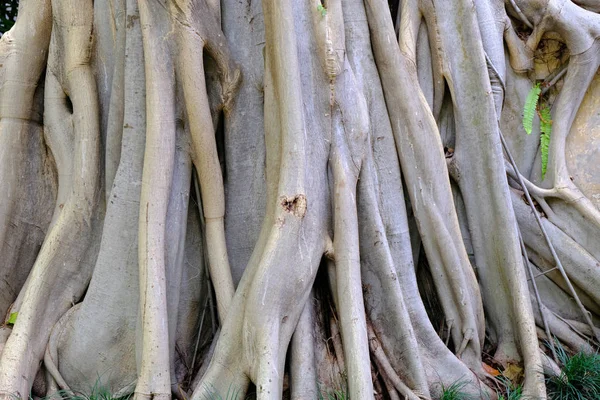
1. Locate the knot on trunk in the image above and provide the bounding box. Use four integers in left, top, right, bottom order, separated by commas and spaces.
280, 194, 307, 218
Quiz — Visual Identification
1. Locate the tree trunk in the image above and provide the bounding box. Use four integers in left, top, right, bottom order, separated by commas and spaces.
0, 0, 599, 399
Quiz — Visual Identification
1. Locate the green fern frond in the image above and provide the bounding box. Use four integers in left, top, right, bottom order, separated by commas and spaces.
540, 131, 551, 180
523, 83, 541, 135
539, 105, 552, 134
539, 105, 552, 180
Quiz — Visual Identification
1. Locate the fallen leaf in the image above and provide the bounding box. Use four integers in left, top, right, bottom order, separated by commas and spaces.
503, 363, 523, 382
482, 362, 500, 376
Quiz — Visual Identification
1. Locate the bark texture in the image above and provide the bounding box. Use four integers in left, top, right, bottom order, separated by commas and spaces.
0, 0, 599, 399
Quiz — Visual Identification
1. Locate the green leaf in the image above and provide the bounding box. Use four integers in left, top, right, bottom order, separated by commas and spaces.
7, 312, 17, 325
539, 105, 552, 180
523, 83, 541, 135
317, 3, 327, 17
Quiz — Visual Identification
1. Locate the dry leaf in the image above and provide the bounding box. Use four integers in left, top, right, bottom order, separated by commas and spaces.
482, 362, 500, 376
503, 363, 524, 382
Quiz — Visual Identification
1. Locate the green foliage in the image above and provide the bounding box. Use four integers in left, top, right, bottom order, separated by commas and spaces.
439, 379, 476, 400
44, 379, 131, 400
0, 0, 18, 34
539, 105, 552, 180
317, 3, 327, 17
523, 83, 541, 135
201, 384, 242, 400
545, 344, 600, 400
497, 377, 523, 400
7, 311, 17, 325
522, 82, 553, 180
318, 389, 347, 400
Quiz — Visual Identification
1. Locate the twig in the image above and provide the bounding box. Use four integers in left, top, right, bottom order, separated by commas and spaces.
541, 60, 569, 95
508, 0, 534, 30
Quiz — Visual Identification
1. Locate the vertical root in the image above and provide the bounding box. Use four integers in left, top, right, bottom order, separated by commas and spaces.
135, 0, 177, 397
0, 0, 101, 396
175, 7, 236, 322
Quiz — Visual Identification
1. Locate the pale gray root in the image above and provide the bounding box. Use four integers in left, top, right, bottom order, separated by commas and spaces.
473, 0, 507, 118
93, 0, 123, 141
173, 0, 241, 323
416, 20, 434, 111
52, 0, 145, 392
319, 1, 374, 396
530, 45, 600, 260
289, 299, 318, 399
357, 154, 429, 397
426, 0, 544, 396
365, 0, 485, 376
43, 305, 81, 392
498, 118, 558, 361
531, 299, 595, 354
550, 318, 600, 345
164, 131, 193, 396
500, 130, 600, 347
172, 205, 208, 388
192, 1, 330, 397
329, 72, 374, 400
397, 0, 446, 121
0, 0, 102, 397
530, 261, 600, 324
134, 1, 177, 398
511, 189, 600, 313
347, 1, 430, 386
573, 0, 600, 13
103, 0, 126, 193
511, 1, 600, 260
221, 0, 267, 285
360, 5, 489, 397
367, 325, 420, 400
379, 159, 491, 395
0, 0, 56, 319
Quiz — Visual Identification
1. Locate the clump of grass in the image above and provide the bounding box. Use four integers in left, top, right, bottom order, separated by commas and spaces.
545, 344, 600, 400
44, 379, 132, 400
201, 384, 242, 400
318, 389, 347, 400
497, 376, 522, 400
439, 379, 476, 400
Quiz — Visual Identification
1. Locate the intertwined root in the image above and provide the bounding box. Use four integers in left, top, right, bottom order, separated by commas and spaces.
0, 0, 599, 399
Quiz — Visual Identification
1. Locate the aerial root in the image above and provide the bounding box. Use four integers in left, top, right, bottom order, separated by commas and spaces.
175, 6, 238, 322
0, 0, 100, 396
367, 325, 422, 400
500, 131, 600, 344
43, 305, 81, 392
135, 0, 180, 397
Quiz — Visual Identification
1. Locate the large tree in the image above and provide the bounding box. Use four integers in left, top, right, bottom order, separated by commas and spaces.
0, 0, 599, 398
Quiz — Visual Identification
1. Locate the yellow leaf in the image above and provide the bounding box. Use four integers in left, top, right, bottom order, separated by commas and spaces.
503, 363, 523, 382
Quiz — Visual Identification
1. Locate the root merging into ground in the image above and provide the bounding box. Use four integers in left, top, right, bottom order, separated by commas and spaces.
0, 0, 599, 399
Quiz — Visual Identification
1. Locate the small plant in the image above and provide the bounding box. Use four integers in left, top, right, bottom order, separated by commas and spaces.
317, 3, 327, 17
545, 344, 600, 400
44, 379, 132, 400
497, 376, 523, 400
201, 384, 242, 400
439, 379, 476, 400
523, 82, 553, 180
318, 389, 347, 400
